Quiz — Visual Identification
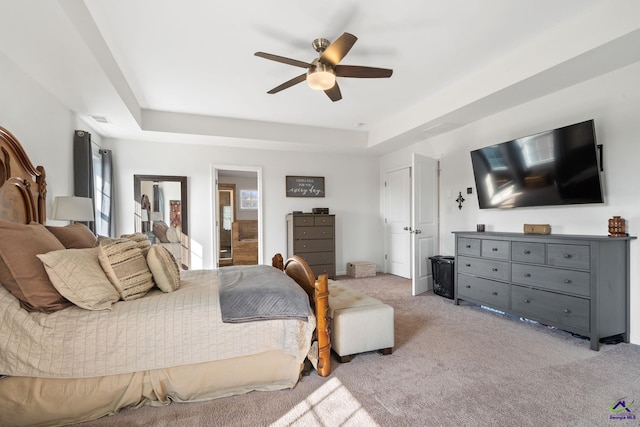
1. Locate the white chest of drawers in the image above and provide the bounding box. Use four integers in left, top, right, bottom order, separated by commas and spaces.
453, 231, 635, 350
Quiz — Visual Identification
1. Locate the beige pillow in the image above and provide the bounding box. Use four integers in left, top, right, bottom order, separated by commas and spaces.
98, 239, 154, 300
0, 220, 71, 312
166, 226, 181, 243
147, 245, 180, 292
46, 223, 97, 249
37, 247, 120, 310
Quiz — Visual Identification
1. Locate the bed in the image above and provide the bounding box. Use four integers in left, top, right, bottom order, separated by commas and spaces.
0, 126, 331, 426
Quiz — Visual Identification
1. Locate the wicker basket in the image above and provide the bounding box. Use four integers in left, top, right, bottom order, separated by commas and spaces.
347, 261, 376, 278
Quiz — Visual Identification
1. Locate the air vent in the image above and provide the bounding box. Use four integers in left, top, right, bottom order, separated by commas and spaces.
90, 115, 110, 124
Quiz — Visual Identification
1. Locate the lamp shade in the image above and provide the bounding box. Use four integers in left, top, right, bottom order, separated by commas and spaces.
52, 196, 95, 222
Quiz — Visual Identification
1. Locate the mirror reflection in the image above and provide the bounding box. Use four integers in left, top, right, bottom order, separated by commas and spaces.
134, 175, 189, 269
218, 184, 235, 267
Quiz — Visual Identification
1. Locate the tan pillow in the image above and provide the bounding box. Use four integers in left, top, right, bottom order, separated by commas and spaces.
0, 221, 71, 312
46, 223, 97, 249
98, 239, 154, 300
152, 221, 170, 243
147, 245, 180, 292
120, 233, 152, 256
37, 247, 120, 310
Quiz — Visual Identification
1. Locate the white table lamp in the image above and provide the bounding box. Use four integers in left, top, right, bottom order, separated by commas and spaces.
52, 196, 95, 223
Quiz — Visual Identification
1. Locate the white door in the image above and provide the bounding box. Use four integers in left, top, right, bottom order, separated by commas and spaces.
384, 167, 411, 278
412, 154, 439, 296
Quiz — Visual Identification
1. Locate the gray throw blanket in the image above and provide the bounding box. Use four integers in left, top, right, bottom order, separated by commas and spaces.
218, 265, 312, 323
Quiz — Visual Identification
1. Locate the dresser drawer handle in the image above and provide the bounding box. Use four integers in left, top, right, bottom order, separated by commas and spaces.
492, 247, 498, 252
465, 263, 471, 267
563, 309, 571, 314
491, 291, 498, 296
465, 244, 471, 248
465, 285, 471, 289
524, 273, 531, 278
523, 299, 530, 304
563, 254, 572, 259
523, 250, 531, 255
564, 279, 572, 284
491, 268, 498, 272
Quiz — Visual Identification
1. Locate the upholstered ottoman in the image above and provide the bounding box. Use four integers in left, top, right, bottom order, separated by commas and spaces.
328, 281, 394, 362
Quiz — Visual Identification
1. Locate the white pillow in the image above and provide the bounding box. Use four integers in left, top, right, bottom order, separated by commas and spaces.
147, 245, 180, 292
37, 247, 120, 310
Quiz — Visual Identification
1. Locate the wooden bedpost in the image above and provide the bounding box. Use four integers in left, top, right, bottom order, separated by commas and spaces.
315, 273, 331, 377
271, 253, 284, 270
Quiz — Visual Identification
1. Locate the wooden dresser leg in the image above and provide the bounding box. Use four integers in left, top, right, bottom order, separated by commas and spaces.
379, 347, 393, 356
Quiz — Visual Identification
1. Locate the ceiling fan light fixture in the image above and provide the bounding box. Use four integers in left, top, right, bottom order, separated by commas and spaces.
307, 63, 335, 91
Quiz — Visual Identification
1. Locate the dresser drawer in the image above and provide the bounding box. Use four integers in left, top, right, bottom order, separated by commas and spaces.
511, 286, 589, 330
293, 216, 315, 226
294, 239, 333, 253
457, 256, 510, 282
301, 252, 335, 265
294, 226, 334, 239
511, 242, 545, 264
481, 239, 510, 260
512, 264, 590, 297
314, 216, 334, 226
458, 238, 481, 256
547, 244, 590, 270
457, 275, 510, 309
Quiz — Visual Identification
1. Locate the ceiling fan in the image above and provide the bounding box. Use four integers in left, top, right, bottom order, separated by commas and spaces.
255, 32, 393, 102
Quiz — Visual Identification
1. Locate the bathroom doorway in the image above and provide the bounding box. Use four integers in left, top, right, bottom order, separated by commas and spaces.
213, 167, 261, 268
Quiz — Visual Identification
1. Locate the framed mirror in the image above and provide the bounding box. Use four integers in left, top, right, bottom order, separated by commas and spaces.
134, 175, 189, 269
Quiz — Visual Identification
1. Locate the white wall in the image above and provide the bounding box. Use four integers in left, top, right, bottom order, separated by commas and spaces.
0, 52, 101, 222
218, 175, 259, 221
381, 61, 640, 345
105, 138, 383, 272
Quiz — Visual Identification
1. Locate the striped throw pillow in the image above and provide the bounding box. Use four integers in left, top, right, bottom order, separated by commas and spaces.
98, 239, 154, 300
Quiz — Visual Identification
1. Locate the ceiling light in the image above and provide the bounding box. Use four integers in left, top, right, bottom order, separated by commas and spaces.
307, 62, 336, 91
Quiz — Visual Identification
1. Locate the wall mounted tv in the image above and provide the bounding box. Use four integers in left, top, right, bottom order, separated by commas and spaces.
470, 119, 603, 209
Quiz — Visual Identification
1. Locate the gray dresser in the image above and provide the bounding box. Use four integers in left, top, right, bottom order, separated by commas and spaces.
286, 214, 336, 279
453, 231, 635, 350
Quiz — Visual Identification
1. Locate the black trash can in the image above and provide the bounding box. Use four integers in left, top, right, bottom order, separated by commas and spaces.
428, 256, 455, 299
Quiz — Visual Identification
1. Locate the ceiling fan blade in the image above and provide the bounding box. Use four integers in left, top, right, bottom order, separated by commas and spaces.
320, 32, 357, 66
267, 73, 307, 94
254, 52, 312, 69
334, 65, 393, 78
324, 82, 342, 102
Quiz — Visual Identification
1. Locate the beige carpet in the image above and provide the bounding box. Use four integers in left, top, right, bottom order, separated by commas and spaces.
80, 274, 640, 426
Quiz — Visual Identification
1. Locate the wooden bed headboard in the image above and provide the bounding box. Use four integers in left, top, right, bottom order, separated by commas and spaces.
0, 126, 47, 225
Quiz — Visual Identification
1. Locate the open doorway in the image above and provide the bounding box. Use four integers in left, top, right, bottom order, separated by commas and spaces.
213, 167, 262, 268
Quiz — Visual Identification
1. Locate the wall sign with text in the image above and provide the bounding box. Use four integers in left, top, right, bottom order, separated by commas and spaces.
286, 176, 325, 197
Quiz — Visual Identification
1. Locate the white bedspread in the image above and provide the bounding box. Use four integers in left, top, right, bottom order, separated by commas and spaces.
0, 270, 315, 379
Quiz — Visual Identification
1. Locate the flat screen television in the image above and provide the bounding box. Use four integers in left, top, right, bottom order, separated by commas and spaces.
470, 120, 603, 209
